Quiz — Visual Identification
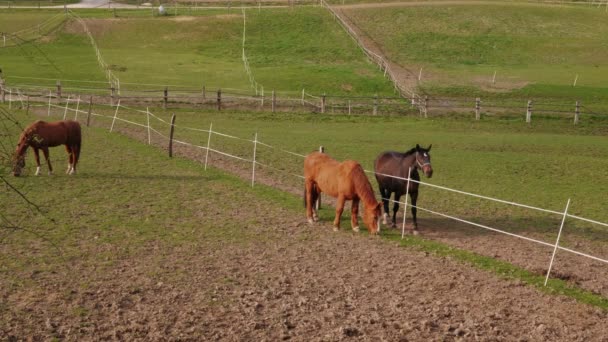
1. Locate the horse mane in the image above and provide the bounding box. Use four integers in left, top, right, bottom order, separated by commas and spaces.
351, 164, 377, 207
402, 147, 417, 157
19, 120, 44, 143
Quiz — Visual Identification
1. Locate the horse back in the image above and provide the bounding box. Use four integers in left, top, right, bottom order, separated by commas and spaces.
31, 120, 81, 147
374, 151, 414, 192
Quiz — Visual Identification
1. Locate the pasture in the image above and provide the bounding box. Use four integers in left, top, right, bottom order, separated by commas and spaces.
2, 106, 608, 339
1, 7, 396, 96
340, 2, 608, 104
3, 2, 608, 339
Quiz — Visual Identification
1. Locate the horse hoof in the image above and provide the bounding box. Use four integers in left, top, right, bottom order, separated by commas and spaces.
333, 226, 339, 232
412, 230, 420, 236
48, 171, 53, 176
307, 218, 314, 225
352, 226, 360, 233
391, 223, 397, 229
382, 213, 388, 225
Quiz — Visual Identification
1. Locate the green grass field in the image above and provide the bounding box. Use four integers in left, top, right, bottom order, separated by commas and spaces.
0, 7, 396, 96
342, 3, 608, 102
39, 100, 608, 248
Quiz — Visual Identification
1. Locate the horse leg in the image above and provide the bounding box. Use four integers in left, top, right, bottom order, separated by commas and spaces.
305, 179, 315, 224
392, 192, 402, 228
311, 184, 320, 222
69, 144, 79, 175
73, 143, 81, 175
410, 191, 419, 235
350, 198, 360, 232
333, 195, 345, 232
42, 147, 53, 175
32, 148, 41, 176
65, 145, 73, 174
379, 186, 390, 225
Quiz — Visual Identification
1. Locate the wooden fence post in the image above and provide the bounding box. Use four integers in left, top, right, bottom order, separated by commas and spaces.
574, 101, 580, 125
348, 100, 351, 115
202, 85, 206, 100
168, 114, 176, 157
0, 78, 5, 103
163, 87, 168, 109
26, 95, 30, 115
526, 100, 532, 123
56, 80, 62, 104
271, 90, 276, 113
86, 96, 93, 127
373, 94, 378, 115
321, 93, 326, 113
423, 95, 428, 118
475, 97, 481, 120
217, 89, 222, 111
110, 86, 115, 106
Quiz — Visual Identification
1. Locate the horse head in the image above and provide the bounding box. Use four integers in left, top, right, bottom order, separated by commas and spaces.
12, 150, 26, 177
364, 202, 383, 235
415, 144, 433, 178
12, 136, 29, 177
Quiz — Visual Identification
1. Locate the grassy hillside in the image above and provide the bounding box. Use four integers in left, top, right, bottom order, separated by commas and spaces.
342, 3, 608, 101
1, 8, 395, 96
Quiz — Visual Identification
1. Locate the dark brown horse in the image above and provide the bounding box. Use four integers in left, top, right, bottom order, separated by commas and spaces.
374, 144, 433, 234
13, 120, 82, 177
304, 152, 382, 234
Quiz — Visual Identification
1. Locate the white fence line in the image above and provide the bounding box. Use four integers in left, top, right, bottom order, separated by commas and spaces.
40, 102, 608, 281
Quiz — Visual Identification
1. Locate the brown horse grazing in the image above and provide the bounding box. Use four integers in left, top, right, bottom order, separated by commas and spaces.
13, 120, 82, 177
304, 152, 382, 234
374, 144, 433, 234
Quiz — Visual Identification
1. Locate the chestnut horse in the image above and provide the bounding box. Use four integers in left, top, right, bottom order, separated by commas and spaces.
304, 152, 382, 234
374, 144, 433, 234
13, 120, 82, 176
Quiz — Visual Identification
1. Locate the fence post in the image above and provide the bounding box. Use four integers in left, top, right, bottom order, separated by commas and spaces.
163, 87, 168, 109
86, 96, 93, 127
110, 99, 121, 132
544, 198, 571, 286
321, 93, 326, 113
271, 90, 276, 113
301, 88, 305, 105
373, 94, 378, 115
56, 80, 62, 104
315, 145, 325, 211
217, 89, 222, 111
26, 95, 30, 115
202, 85, 206, 100
110, 86, 115, 106
401, 167, 412, 239
475, 97, 481, 120
62, 95, 71, 120
574, 101, 580, 125
526, 100, 532, 123
348, 100, 351, 115
204, 123, 213, 170
146, 107, 151, 144
0, 78, 5, 103
251, 132, 258, 187
74, 96, 81, 121
423, 95, 428, 118
168, 114, 176, 157
47, 90, 52, 116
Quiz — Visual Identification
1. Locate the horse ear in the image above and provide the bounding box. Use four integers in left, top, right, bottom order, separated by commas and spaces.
427, 144, 432, 152
416, 144, 421, 151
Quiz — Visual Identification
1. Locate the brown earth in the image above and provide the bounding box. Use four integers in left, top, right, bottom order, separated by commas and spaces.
3, 109, 608, 340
